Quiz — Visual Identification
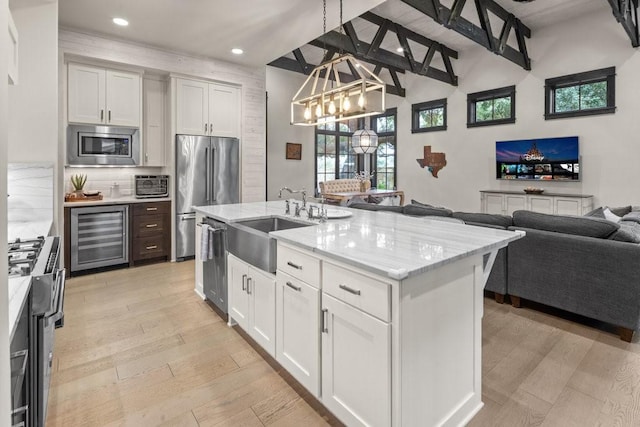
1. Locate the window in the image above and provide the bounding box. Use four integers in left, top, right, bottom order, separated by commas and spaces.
371, 108, 397, 190
545, 67, 615, 120
315, 119, 359, 190
467, 85, 516, 128
411, 98, 447, 133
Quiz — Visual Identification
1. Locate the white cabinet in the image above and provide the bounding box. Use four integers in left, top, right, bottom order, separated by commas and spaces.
176, 78, 240, 138
68, 63, 141, 127
143, 77, 166, 166
228, 254, 276, 356
276, 270, 321, 397
481, 191, 593, 216
321, 293, 391, 427
8, 10, 18, 85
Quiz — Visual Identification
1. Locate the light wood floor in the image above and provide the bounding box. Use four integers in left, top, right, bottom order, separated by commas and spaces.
47, 261, 640, 426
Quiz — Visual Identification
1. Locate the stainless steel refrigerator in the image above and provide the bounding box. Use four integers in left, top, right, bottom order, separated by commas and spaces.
175, 135, 239, 260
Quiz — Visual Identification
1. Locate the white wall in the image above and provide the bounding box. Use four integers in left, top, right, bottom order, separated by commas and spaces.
267, 8, 640, 211
266, 67, 315, 200
1, 0, 10, 422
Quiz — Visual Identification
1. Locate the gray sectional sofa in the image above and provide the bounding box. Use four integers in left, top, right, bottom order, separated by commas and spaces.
350, 202, 640, 341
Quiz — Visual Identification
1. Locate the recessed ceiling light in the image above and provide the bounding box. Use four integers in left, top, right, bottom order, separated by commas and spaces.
396, 47, 404, 53
113, 17, 129, 27
231, 48, 244, 55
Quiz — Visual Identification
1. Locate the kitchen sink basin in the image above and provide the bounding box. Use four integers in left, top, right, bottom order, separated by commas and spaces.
227, 217, 314, 273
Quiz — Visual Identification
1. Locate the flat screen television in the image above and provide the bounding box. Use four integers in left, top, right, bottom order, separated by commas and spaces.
496, 136, 580, 181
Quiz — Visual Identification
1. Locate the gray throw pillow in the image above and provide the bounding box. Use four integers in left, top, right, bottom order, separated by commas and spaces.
403, 204, 453, 217
349, 203, 404, 213
452, 212, 513, 228
512, 210, 619, 238
584, 206, 605, 218
610, 205, 632, 217
610, 221, 640, 243
622, 212, 640, 224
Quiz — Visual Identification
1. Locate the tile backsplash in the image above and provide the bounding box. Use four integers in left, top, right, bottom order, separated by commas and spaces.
64, 167, 164, 197
8, 162, 54, 222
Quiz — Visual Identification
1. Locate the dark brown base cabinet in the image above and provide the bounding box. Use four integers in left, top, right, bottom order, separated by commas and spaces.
131, 201, 171, 264
64, 200, 170, 274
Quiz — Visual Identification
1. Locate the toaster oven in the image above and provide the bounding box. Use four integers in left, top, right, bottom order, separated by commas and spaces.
135, 175, 169, 198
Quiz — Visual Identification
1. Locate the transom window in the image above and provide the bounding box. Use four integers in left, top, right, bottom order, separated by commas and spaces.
411, 99, 447, 133
467, 85, 516, 128
545, 67, 615, 120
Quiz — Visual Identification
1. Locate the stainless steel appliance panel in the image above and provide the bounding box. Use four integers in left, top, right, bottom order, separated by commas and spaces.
175, 135, 239, 260
135, 174, 169, 198
70, 205, 129, 272
202, 219, 228, 313
176, 213, 196, 260
67, 124, 140, 166
175, 135, 210, 215
211, 137, 240, 205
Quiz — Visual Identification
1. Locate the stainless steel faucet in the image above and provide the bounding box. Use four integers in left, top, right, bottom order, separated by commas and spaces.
278, 187, 307, 211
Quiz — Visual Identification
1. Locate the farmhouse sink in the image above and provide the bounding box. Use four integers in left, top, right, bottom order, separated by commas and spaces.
227, 216, 314, 273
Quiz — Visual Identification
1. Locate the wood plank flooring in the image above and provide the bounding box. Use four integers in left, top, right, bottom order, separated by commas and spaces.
47, 261, 640, 426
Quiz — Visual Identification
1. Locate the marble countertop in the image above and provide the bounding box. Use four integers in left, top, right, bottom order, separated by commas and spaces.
63, 195, 171, 207
8, 220, 53, 242
194, 201, 524, 280
8, 277, 31, 340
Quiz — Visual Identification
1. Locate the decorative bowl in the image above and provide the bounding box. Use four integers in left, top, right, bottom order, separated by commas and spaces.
83, 190, 100, 197
524, 188, 544, 194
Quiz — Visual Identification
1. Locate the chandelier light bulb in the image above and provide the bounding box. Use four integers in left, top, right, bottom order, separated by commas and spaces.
343, 96, 351, 111
303, 105, 312, 120
315, 104, 323, 117
328, 99, 337, 115
358, 93, 366, 108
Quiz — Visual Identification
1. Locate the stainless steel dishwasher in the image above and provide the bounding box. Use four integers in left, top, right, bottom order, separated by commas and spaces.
70, 205, 129, 273
200, 218, 228, 313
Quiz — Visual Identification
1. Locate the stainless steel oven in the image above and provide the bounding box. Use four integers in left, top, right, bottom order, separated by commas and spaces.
67, 124, 140, 166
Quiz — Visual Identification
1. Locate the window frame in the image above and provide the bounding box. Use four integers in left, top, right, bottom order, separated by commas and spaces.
314, 119, 363, 192
544, 67, 616, 120
467, 85, 516, 128
411, 98, 447, 133
370, 108, 398, 191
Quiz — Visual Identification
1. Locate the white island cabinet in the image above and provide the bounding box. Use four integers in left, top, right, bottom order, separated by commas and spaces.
193, 201, 523, 427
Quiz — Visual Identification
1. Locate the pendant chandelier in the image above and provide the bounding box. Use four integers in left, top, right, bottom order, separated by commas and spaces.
290, 0, 386, 126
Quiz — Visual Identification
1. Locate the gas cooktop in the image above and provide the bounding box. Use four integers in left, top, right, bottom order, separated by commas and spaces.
8, 236, 45, 278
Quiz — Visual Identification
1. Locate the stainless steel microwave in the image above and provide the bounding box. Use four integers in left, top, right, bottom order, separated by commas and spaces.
67, 125, 140, 166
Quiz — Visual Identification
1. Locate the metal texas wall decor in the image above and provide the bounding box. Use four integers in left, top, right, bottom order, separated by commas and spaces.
417, 146, 447, 178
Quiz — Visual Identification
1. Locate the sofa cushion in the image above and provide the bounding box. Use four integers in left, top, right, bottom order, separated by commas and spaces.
512, 210, 619, 238
349, 203, 404, 213
621, 212, 640, 224
586, 206, 631, 219
609, 221, 640, 243
410, 199, 448, 209
610, 205, 632, 217
452, 212, 513, 228
403, 204, 453, 217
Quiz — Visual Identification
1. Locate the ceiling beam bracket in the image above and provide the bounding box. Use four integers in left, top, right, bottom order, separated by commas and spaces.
401, 0, 532, 70
607, 0, 640, 47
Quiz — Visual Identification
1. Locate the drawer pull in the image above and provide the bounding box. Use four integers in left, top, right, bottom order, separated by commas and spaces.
339, 284, 361, 296
286, 281, 301, 292
146, 245, 158, 250
321, 308, 328, 333
145, 223, 159, 228
146, 207, 158, 211
242, 274, 247, 291
287, 261, 302, 270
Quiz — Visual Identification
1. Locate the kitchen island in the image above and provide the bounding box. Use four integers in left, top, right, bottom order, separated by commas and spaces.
194, 201, 523, 427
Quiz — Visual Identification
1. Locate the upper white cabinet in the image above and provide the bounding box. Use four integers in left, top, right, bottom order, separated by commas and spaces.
176, 78, 240, 138
480, 190, 594, 216
143, 77, 166, 166
68, 63, 141, 127
8, 10, 18, 85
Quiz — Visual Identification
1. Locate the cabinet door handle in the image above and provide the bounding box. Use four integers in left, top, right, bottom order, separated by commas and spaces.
204, 123, 208, 133
246, 277, 252, 295
209, 123, 213, 134
108, 110, 111, 122
286, 281, 301, 292
321, 308, 328, 333
100, 109, 104, 121
146, 207, 158, 211
145, 223, 158, 228
242, 274, 247, 291
146, 245, 157, 250
339, 284, 361, 296
287, 261, 302, 270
